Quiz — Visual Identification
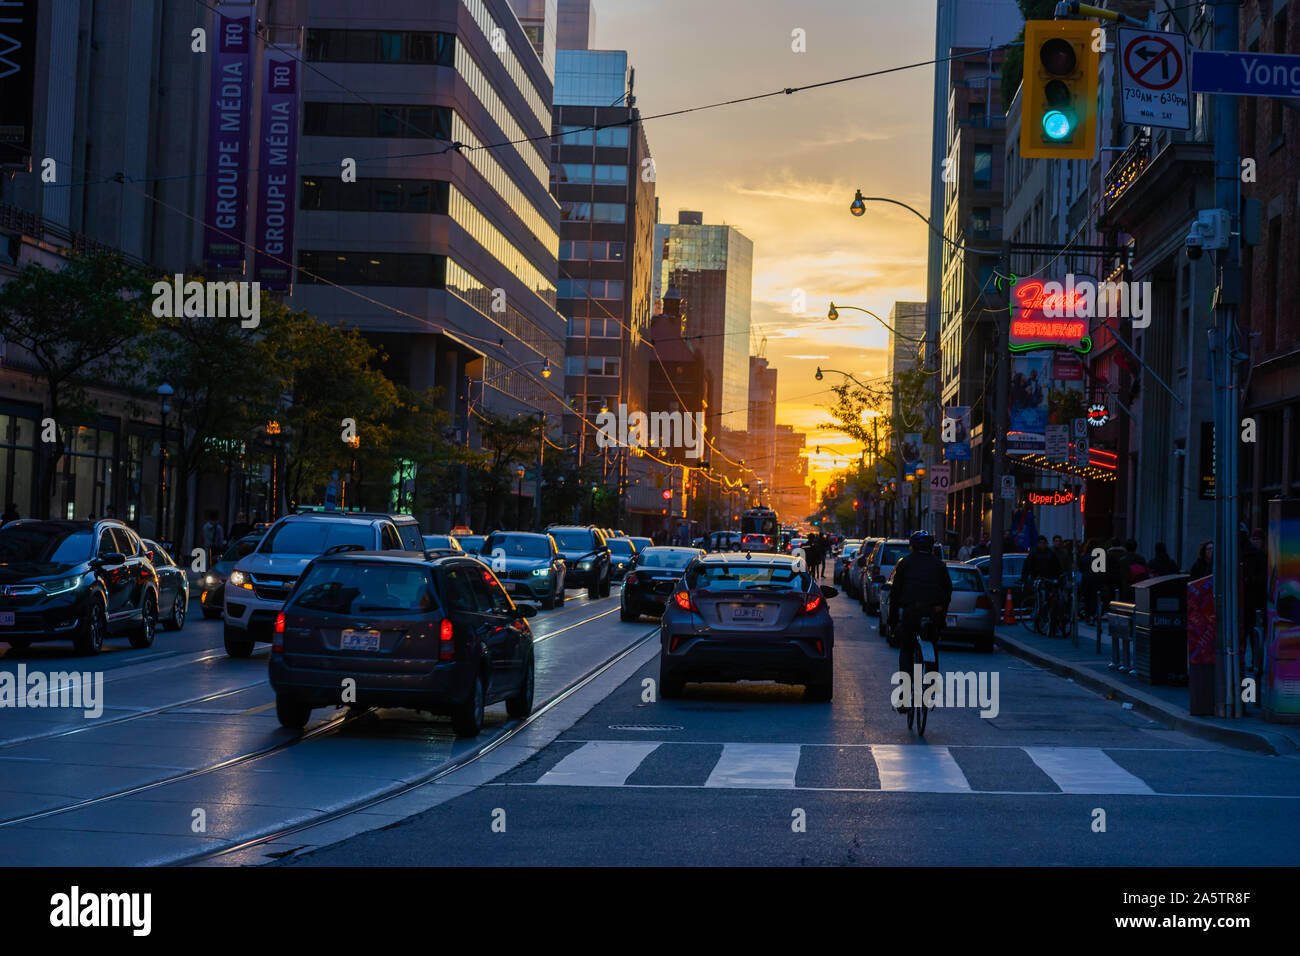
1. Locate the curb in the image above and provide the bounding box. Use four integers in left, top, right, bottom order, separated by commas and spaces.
994, 629, 1300, 757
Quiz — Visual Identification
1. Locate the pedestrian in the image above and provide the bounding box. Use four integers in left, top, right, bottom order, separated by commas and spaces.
1149, 542, 1179, 576
1, 502, 18, 524
201, 509, 227, 568
1117, 538, 1149, 602
971, 532, 991, 559
227, 510, 253, 542
1188, 540, 1213, 579
957, 536, 974, 561
104, 504, 116, 519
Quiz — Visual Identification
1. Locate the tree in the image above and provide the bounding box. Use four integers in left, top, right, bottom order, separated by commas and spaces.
471, 412, 541, 531
0, 254, 155, 517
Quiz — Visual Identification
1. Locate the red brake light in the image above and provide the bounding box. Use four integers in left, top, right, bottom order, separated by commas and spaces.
274, 611, 285, 633
439, 618, 455, 661
624, 572, 638, 586
975, 594, 993, 610
801, 594, 822, 615
674, 590, 695, 612
272, 611, 285, 652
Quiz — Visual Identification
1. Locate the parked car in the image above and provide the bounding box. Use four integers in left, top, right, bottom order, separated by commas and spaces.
199, 532, 264, 619
268, 551, 537, 736
964, 553, 1030, 610
607, 536, 643, 582
223, 511, 423, 659
422, 534, 464, 552
706, 530, 741, 552
833, 539, 864, 586
140, 538, 190, 631
545, 525, 612, 598
478, 531, 566, 608
0, 519, 160, 655
880, 561, 995, 652
863, 539, 911, 615
847, 538, 882, 601
658, 552, 838, 701
619, 546, 704, 620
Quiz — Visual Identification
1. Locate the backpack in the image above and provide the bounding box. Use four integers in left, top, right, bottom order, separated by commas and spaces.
1128, 560, 1150, 584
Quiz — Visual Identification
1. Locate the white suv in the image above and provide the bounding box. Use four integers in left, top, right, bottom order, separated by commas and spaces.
222, 511, 423, 657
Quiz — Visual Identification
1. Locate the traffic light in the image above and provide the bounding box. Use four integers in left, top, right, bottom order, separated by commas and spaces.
1021, 19, 1099, 160
662, 489, 672, 500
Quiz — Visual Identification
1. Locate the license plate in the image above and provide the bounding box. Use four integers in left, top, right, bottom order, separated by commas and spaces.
947, 615, 957, 628
505, 582, 520, 591
730, 604, 764, 621
340, 629, 380, 651
0, 612, 12, 626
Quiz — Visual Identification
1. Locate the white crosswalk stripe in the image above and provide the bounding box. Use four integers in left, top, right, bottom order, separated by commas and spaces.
870, 745, 972, 793
1023, 746, 1156, 795
535, 741, 661, 787
704, 743, 802, 789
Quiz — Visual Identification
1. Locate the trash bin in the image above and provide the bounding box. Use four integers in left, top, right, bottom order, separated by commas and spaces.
1185, 573, 1215, 715
1133, 575, 1189, 685
1108, 602, 1135, 671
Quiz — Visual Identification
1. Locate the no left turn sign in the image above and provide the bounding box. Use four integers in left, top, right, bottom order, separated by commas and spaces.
1118, 28, 1192, 130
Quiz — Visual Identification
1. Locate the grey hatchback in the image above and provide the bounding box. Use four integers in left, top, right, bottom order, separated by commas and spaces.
659, 552, 838, 701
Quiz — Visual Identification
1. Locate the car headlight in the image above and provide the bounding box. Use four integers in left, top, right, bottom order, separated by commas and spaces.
531, 567, 550, 577
577, 560, 592, 570
204, 574, 217, 585
229, 570, 254, 590
41, 575, 81, 595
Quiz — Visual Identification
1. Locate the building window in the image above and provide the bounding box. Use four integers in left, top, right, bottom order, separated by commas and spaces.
970, 206, 991, 239
588, 357, 619, 376
560, 202, 626, 223
302, 102, 453, 139
564, 356, 585, 376
973, 145, 992, 185
300, 177, 449, 214
298, 251, 446, 287
305, 29, 455, 65
559, 240, 625, 261
0, 411, 36, 517
558, 278, 624, 299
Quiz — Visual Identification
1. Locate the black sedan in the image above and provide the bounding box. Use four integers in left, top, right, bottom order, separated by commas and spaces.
0, 519, 160, 655
659, 552, 837, 701
269, 551, 537, 736
198, 533, 264, 619
141, 538, 189, 631
620, 546, 703, 621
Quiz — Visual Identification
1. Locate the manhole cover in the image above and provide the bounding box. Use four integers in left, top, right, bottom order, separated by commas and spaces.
608, 724, 683, 731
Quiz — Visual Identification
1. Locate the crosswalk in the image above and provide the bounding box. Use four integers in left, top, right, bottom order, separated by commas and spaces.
518, 740, 1182, 795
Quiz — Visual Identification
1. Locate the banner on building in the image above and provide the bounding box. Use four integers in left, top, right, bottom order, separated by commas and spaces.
254, 43, 301, 292
1009, 353, 1087, 455
901, 433, 922, 477
942, 406, 971, 461
203, 2, 257, 271
0, 0, 38, 164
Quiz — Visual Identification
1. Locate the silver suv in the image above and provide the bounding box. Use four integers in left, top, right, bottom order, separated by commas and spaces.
222, 511, 423, 657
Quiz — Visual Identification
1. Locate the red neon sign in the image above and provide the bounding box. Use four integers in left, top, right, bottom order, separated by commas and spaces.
1010, 279, 1091, 351
1028, 489, 1075, 506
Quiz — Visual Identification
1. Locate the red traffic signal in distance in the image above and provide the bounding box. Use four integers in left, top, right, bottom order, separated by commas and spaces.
662, 489, 672, 500
853, 500, 860, 508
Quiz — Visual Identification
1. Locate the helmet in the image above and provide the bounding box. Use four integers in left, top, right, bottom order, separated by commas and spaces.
908, 530, 933, 552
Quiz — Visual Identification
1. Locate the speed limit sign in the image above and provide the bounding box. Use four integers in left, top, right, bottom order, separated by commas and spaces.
927, 464, 951, 491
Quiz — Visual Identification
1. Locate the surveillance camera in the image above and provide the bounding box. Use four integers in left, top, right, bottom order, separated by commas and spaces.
1185, 226, 1204, 260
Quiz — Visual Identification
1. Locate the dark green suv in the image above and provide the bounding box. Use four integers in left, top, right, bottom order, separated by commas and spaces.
545, 525, 612, 599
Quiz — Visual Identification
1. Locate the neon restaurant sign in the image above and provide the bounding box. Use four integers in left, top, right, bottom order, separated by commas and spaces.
1028, 489, 1076, 506
1005, 277, 1094, 355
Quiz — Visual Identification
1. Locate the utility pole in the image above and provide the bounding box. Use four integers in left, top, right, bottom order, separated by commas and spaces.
1212, 2, 1242, 718
989, 240, 1011, 596
535, 409, 544, 530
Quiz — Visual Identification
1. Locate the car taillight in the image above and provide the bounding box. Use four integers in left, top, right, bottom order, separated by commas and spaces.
674, 590, 696, 613
624, 572, 638, 586
272, 611, 285, 651
975, 594, 993, 610
800, 594, 822, 615
439, 618, 455, 661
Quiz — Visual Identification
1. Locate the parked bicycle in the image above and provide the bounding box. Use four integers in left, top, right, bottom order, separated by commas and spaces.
1023, 574, 1070, 638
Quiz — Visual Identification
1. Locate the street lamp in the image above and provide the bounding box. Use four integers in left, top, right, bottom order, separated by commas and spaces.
515, 465, 526, 529
267, 418, 283, 520
156, 383, 173, 545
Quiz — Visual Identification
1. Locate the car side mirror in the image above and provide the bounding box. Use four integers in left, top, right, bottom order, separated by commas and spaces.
98, 552, 126, 567
517, 603, 538, 618
821, 585, 838, 599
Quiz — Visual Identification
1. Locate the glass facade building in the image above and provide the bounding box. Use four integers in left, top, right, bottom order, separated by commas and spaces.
653, 218, 754, 435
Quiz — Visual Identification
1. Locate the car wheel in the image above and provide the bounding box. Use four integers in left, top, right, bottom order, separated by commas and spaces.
556, 587, 566, 607
451, 674, 486, 737
129, 592, 158, 649
977, 636, 994, 654
162, 591, 187, 631
5, 639, 30, 654
73, 600, 107, 656
223, 624, 255, 658
587, 573, 600, 600
659, 661, 684, 699
804, 678, 833, 702
600, 569, 611, 597
506, 653, 534, 719
275, 694, 312, 729
620, 605, 638, 622
201, 607, 222, 620
541, 590, 556, 610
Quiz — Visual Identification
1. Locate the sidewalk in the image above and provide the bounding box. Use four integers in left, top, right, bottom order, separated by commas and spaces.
994, 617, 1300, 756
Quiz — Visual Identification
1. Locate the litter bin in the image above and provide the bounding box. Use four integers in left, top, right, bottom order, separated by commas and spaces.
1133, 575, 1189, 685
1108, 602, 1135, 672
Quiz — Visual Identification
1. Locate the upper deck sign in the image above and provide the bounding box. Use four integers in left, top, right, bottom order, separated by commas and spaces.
1119, 28, 1192, 130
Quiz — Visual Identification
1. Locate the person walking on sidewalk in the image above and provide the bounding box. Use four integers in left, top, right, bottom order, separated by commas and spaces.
1188, 540, 1213, 579
201, 510, 227, 570
1149, 542, 1179, 576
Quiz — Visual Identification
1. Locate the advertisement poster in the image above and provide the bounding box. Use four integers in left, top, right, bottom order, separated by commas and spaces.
203, 2, 257, 270
901, 433, 922, 477
1264, 499, 1300, 718
943, 406, 971, 461
253, 44, 301, 292
1010, 354, 1051, 433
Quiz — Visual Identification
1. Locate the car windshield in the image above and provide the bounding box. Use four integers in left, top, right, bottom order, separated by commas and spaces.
880, 544, 910, 565
290, 562, 435, 615
458, 536, 486, 553
637, 549, 698, 569
842, 545, 860, 559
422, 535, 461, 551
691, 563, 809, 591
0, 526, 95, 564
608, 538, 636, 556
221, 537, 261, 563
259, 520, 373, 555
485, 534, 551, 559
948, 567, 985, 591
550, 530, 594, 551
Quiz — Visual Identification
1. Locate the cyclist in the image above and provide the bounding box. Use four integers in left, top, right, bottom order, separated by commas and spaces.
888, 530, 953, 712
1021, 535, 1061, 594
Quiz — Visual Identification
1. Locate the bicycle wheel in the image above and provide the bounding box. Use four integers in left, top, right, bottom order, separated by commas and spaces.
1022, 589, 1042, 633
916, 638, 931, 736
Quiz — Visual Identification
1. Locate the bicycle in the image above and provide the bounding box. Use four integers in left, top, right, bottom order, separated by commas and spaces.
903, 611, 940, 736
1024, 576, 1070, 638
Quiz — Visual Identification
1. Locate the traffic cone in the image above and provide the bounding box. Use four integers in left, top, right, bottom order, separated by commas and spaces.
1001, 589, 1016, 625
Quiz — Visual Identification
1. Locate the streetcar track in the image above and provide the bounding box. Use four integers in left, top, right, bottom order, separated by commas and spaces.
173, 626, 658, 865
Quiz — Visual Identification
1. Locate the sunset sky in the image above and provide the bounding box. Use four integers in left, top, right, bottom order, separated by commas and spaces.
594, 0, 939, 487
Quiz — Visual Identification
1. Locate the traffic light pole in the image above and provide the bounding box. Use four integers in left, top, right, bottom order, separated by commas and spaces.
990, 240, 1011, 597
